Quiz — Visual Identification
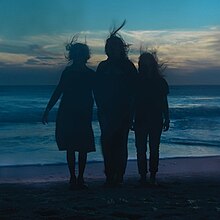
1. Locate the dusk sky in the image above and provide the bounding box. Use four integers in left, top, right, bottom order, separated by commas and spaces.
0, 0, 220, 85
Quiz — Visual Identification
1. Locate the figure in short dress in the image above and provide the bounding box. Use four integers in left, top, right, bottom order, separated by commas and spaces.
42, 40, 95, 190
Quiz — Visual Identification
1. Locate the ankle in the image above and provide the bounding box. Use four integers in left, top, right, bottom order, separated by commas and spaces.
77, 176, 85, 184
150, 173, 157, 184
140, 173, 147, 180
150, 173, 156, 178
69, 175, 76, 184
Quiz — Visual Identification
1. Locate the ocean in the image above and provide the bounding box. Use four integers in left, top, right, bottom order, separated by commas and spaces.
0, 85, 220, 167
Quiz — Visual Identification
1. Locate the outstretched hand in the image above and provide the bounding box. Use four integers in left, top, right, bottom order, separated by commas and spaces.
42, 110, 49, 125
163, 119, 170, 132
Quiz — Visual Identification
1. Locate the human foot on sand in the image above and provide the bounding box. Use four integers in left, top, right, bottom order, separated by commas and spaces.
69, 176, 77, 190
77, 177, 88, 190
149, 173, 159, 186
138, 174, 147, 186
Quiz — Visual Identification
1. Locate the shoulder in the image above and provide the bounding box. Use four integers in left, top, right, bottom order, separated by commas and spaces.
62, 66, 69, 74
61, 65, 72, 76
124, 59, 138, 78
97, 60, 108, 69
125, 59, 137, 71
59, 66, 70, 80
95, 60, 109, 76
126, 59, 135, 67
85, 66, 95, 74
85, 67, 96, 82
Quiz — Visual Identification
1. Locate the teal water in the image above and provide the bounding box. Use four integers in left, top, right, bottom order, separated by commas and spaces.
0, 85, 220, 166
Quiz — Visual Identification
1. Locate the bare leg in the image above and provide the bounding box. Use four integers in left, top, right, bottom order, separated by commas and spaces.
78, 152, 87, 184
66, 150, 76, 183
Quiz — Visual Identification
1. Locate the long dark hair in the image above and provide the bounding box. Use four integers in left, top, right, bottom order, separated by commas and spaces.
105, 20, 129, 59
138, 50, 167, 78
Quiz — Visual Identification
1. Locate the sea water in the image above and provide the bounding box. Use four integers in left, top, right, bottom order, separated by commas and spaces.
0, 85, 220, 166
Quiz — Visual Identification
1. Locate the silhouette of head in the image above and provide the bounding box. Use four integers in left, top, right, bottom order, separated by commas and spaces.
138, 52, 159, 78
105, 20, 128, 60
66, 39, 90, 63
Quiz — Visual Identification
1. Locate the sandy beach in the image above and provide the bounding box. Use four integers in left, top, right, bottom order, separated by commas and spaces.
1, 156, 220, 219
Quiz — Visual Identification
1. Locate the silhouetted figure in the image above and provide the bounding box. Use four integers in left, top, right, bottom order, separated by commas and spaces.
134, 52, 170, 185
42, 39, 95, 190
94, 21, 137, 187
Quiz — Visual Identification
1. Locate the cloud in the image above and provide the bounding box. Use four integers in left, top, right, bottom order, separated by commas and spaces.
25, 56, 63, 66
120, 27, 220, 70
0, 36, 65, 67
0, 27, 220, 84
0, 52, 29, 66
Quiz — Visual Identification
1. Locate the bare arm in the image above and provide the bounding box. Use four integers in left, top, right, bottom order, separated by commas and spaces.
42, 72, 65, 124
42, 85, 63, 124
46, 85, 63, 111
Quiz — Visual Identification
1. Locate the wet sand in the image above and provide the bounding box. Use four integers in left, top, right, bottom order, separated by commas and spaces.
0, 156, 220, 219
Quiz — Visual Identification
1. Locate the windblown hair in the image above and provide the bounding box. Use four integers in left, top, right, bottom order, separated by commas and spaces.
105, 20, 129, 59
65, 35, 90, 63
138, 49, 167, 78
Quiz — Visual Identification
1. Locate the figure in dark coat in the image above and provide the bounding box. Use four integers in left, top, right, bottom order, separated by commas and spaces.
94, 22, 137, 186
